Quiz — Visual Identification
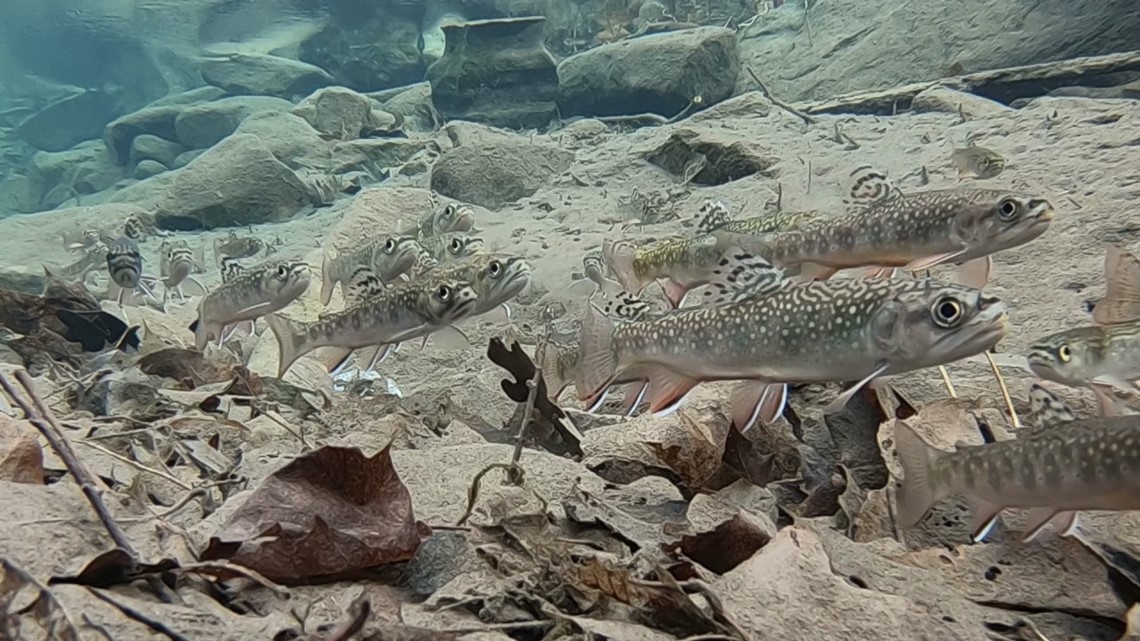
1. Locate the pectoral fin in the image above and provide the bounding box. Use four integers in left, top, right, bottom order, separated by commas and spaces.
643, 366, 700, 415
729, 381, 788, 432
955, 256, 992, 289
968, 496, 1004, 543
823, 364, 888, 415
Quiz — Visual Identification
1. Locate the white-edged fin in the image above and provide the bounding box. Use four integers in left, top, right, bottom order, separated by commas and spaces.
843, 165, 901, 209
1093, 244, 1140, 325
619, 382, 647, 417
643, 365, 700, 415
344, 266, 384, 306
576, 300, 620, 410
475, 303, 511, 324
585, 386, 610, 413
661, 279, 687, 308
1090, 374, 1140, 395
701, 250, 788, 306
428, 325, 471, 351
329, 350, 356, 377
1019, 508, 1078, 543
823, 364, 888, 415
730, 381, 787, 432
970, 498, 1004, 544
955, 255, 992, 289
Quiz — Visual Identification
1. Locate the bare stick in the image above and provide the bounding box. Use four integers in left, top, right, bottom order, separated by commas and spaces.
938, 365, 958, 398
984, 351, 1021, 428
745, 67, 816, 125
86, 589, 190, 641
1, 372, 134, 553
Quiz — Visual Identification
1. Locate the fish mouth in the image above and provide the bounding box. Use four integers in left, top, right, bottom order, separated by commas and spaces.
931, 307, 1008, 362
1025, 348, 1072, 384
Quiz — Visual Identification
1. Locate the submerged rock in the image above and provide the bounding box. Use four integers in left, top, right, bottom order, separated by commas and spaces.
428, 17, 560, 130
291, 86, 375, 140
201, 53, 335, 99
111, 134, 309, 230
174, 96, 294, 150
128, 134, 185, 168
104, 105, 183, 166
430, 136, 572, 209
558, 26, 739, 119
233, 111, 330, 169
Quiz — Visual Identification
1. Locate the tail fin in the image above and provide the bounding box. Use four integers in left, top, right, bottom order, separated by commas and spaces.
843, 165, 900, 209
893, 420, 943, 531
265, 313, 310, 378
695, 199, 731, 234
1093, 244, 1140, 325
602, 239, 647, 294
319, 249, 339, 306
575, 300, 619, 410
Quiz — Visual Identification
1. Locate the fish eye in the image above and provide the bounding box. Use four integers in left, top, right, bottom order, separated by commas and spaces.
450, 239, 463, 252
488, 261, 503, 277
443, 204, 456, 218
1057, 344, 1071, 362
276, 265, 288, 278
384, 238, 396, 253
997, 198, 1020, 221
931, 296, 964, 327
437, 285, 451, 301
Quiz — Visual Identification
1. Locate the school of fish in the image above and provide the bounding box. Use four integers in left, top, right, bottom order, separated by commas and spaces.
39, 134, 1140, 552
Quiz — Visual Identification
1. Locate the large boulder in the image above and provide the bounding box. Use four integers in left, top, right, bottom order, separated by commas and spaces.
173, 96, 294, 150
103, 105, 183, 166
291, 86, 375, 140
201, 53, 335, 99
110, 134, 310, 230
558, 26, 739, 118
738, 0, 1140, 102
27, 141, 127, 211
232, 111, 330, 169
429, 134, 572, 209
128, 134, 185, 168
299, 6, 426, 92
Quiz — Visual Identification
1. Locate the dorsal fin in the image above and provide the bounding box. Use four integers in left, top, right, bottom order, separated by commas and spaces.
1025, 382, 1075, 436
843, 165, 901, 209
344, 266, 385, 305
592, 289, 657, 322
1093, 244, 1140, 325
695, 199, 732, 235
220, 257, 245, 284
700, 249, 788, 306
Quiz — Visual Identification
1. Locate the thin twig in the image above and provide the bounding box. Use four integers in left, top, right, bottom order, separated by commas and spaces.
938, 365, 958, 398
984, 351, 1021, 428
76, 440, 193, 490
745, 67, 816, 125
178, 561, 290, 598
86, 589, 191, 641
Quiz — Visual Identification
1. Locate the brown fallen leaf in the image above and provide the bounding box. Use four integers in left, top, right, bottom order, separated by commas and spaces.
0, 558, 82, 641
0, 415, 43, 484
136, 347, 247, 389
201, 443, 428, 583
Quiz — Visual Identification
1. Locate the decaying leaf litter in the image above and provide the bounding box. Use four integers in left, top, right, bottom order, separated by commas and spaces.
2, 86, 1140, 641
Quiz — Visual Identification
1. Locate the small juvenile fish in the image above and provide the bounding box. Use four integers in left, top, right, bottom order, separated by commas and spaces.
49, 241, 108, 281
602, 234, 728, 308
106, 236, 153, 304
716, 166, 1055, 286
1028, 245, 1140, 415
570, 250, 623, 295
405, 202, 476, 239
536, 338, 581, 402
894, 415, 1140, 543
319, 235, 419, 306
422, 233, 485, 264
577, 251, 1008, 428
123, 213, 157, 242
193, 260, 311, 350
213, 232, 265, 265
160, 240, 205, 301
267, 277, 480, 377
952, 145, 1005, 180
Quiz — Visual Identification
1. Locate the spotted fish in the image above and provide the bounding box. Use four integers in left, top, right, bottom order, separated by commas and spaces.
421, 233, 485, 264
895, 414, 1140, 544
192, 259, 311, 350
319, 235, 419, 306
602, 234, 728, 308
694, 198, 824, 237
404, 202, 476, 239
715, 166, 1055, 286
576, 251, 1008, 429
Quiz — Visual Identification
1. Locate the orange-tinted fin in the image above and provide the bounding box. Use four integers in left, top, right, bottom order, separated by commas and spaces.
1091, 384, 1128, 417
730, 381, 788, 432
619, 381, 647, 417
822, 364, 888, 415
661, 279, 688, 308
955, 255, 992, 289
1093, 244, 1140, 325
905, 249, 969, 273
643, 365, 700, 415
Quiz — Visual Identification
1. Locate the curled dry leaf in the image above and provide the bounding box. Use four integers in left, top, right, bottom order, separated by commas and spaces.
201, 444, 427, 583
0, 415, 43, 484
